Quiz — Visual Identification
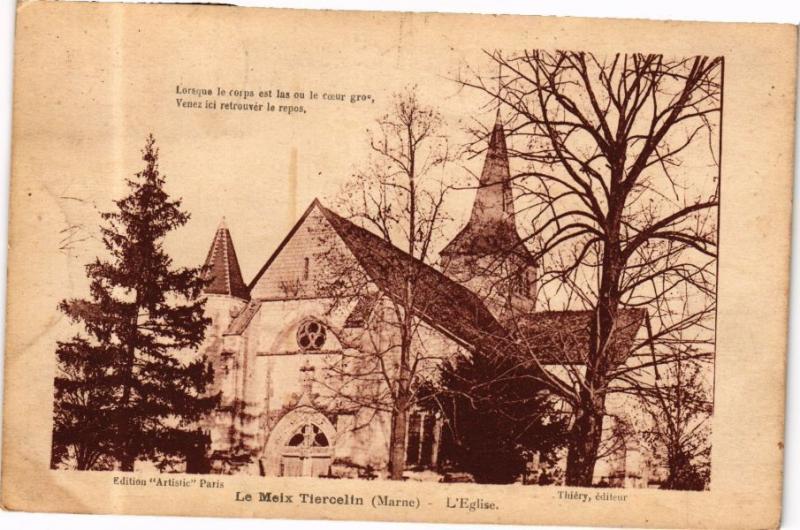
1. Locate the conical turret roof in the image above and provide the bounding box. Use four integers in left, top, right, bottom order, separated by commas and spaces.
202, 218, 250, 300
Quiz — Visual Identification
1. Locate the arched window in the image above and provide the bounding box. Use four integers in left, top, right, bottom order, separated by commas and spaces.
286, 424, 329, 447
406, 410, 436, 468
297, 319, 327, 351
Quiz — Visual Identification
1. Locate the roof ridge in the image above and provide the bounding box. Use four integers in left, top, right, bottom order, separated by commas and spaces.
240, 200, 642, 365
316, 204, 489, 304
315, 203, 512, 348
223, 225, 231, 295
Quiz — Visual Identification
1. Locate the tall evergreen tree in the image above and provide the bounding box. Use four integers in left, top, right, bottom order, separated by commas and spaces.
52, 135, 216, 471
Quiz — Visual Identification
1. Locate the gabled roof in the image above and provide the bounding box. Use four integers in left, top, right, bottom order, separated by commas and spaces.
316, 203, 519, 356
203, 218, 250, 300
233, 199, 644, 366
320, 203, 644, 365
247, 199, 322, 292
509, 308, 647, 365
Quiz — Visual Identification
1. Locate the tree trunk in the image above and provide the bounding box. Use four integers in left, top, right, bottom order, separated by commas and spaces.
119, 453, 135, 472
389, 290, 413, 481
565, 404, 604, 486
75, 447, 92, 471
118, 296, 141, 472
388, 403, 408, 480
564, 203, 622, 486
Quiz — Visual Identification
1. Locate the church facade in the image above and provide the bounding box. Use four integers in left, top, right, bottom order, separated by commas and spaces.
197, 116, 650, 485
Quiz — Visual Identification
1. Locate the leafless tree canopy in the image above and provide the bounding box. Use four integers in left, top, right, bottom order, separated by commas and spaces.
459, 51, 721, 486
316, 87, 460, 480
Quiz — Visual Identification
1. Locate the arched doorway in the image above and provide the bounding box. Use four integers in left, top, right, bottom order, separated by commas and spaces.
261, 407, 336, 477
280, 423, 332, 477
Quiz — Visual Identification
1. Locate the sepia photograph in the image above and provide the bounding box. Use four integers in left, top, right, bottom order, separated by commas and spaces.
49, 49, 720, 490
1, 2, 794, 528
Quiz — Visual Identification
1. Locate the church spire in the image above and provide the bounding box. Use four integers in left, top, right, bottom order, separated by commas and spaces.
202, 218, 250, 300
474, 110, 515, 224
440, 112, 539, 318
440, 112, 520, 258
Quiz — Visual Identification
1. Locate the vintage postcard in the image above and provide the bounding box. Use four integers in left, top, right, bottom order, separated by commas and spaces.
1, 2, 796, 528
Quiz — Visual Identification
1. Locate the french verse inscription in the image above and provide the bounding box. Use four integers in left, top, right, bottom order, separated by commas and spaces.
175, 84, 375, 116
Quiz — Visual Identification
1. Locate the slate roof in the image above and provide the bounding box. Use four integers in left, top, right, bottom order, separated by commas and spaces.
443, 219, 532, 262
224, 200, 645, 366
317, 203, 513, 355
315, 203, 644, 366
203, 218, 250, 300
342, 293, 380, 329
441, 113, 534, 265
508, 308, 648, 365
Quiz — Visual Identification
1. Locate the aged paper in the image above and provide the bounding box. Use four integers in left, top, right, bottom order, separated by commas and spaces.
1, 1, 796, 528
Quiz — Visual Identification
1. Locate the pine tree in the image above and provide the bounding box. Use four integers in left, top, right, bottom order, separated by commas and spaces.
429, 351, 569, 484
52, 135, 216, 472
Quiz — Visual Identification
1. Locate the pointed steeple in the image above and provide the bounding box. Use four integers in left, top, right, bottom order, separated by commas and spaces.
202, 218, 250, 300
473, 110, 515, 224
440, 113, 539, 318
441, 112, 522, 258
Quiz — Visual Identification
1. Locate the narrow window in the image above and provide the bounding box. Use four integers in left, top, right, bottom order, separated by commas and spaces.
406, 411, 422, 466
303, 257, 310, 280
420, 413, 436, 466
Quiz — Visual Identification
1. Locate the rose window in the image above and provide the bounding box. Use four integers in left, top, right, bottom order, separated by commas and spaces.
296, 319, 326, 351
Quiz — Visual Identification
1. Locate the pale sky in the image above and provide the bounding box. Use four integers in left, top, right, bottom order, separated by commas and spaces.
23, 6, 508, 288
11, 4, 719, 347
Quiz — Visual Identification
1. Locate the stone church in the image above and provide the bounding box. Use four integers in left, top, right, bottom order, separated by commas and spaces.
197, 115, 648, 484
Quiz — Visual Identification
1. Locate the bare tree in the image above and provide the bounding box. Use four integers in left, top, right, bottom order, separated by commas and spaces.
633, 333, 713, 489
459, 51, 721, 486
316, 87, 458, 479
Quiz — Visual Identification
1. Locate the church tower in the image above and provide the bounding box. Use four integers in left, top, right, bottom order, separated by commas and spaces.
440, 112, 538, 319
200, 218, 250, 459
201, 217, 250, 343
200, 219, 249, 390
